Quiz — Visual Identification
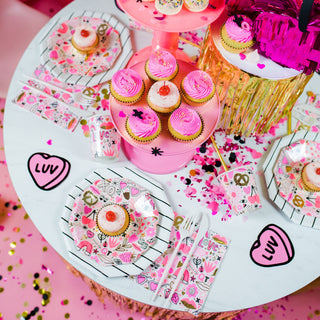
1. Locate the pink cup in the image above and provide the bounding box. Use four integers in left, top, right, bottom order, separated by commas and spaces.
217, 165, 262, 215
88, 115, 121, 160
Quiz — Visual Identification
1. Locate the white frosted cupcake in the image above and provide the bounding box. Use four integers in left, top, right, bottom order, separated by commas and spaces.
71, 25, 99, 54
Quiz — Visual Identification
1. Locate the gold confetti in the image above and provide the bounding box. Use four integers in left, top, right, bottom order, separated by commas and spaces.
22, 311, 28, 317
21, 283, 26, 288
24, 213, 29, 219
13, 227, 20, 232
42, 247, 48, 252
63, 299, 69, 305
10, 241, 16, 247
7, 265, 13, 271
24, 301, 29, 307
8, 249, 15, 255
44, 277, 49, 283
15, 313, 21, 319
0, 287, 4, 293
37, 316, 43, 320
64, 313, 70, 319
20, 238, 25, 243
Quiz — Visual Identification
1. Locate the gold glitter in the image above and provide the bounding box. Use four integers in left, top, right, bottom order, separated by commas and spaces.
24, 213, 29, 219
80, 119, 87, 125
10, 242, 17, 248
63, 299, 69, 305
21, 283, 26, 288
44, 277, 49, 283
16, 313, 21, 319
20, 238, 25, 243
24, 301, 29, 307
0, 287, 4, 293
7, 265, 13, 271
39, 288, 46, 294
37, 316, 43, 320
8, 249, 15, 255
64, 313, 70, 319
22, 311, 28, 317
43, 246, 48, 252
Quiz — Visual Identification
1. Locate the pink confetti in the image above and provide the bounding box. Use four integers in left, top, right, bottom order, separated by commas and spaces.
47, 139, 52, 145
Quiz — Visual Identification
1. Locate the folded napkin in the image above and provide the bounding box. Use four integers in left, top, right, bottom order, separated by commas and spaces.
132, 214, 229, 315
14, 84, 81, 132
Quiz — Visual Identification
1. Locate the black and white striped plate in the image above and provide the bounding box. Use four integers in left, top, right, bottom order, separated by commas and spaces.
263, 130, 320, 229
39, 10, 133, 87
59, 166, 174, 277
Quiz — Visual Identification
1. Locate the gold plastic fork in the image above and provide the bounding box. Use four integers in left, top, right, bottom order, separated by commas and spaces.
152, 213, 199, 301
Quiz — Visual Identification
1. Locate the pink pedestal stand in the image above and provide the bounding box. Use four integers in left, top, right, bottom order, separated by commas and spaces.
109, 61, 220, 174
119, 0, 225, 66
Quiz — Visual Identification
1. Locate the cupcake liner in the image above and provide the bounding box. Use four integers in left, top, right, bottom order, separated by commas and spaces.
147, 94, 182, 114
180, 85, 215, 106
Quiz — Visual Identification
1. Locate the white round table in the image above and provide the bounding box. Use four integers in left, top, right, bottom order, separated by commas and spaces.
4, 0, 320, 314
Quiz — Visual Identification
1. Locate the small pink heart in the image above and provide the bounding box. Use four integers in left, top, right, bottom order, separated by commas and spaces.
82, 216, 96, 228
239, 53, 246, 60
115, 196, 122, 203
119, 111, 126, 118
131, 187, 139, 196
137, 275, 146, 284
49, 50, 58, 59
47, 140, 52, 145
149, 281, 158, 291
257, 63, 265, 69
84, 206, 92, 214
120, 181, 127, 189
243, 186, 251, 194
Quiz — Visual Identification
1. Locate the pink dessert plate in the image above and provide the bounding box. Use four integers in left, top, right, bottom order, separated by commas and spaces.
40, 11, 132, 86
109, 60, 220, 174
273, 139, 320, 218
60, 167, 174, 277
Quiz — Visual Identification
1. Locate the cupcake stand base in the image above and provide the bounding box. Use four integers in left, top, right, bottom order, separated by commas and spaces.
109, 60, 220, 174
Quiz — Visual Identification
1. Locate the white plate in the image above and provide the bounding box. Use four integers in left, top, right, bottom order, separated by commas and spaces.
263, 130, 320, 229
59, 166, 174, 277
39, 10, 133, 87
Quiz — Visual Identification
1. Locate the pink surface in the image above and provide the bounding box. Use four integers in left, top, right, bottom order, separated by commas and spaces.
1, 1, 320, 319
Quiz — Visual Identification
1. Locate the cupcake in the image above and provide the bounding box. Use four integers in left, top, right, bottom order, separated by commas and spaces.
145, 49, 179, 81
110, 69, 145, 105
155, 0, 183, 15
301, 161, 320, 192
168, 106, 203, 141
183, 0, 209, 12
96, 204, 130, 236
180, 70, 215, 105
126, 107, 161, 143
71, 25, 99, 54
220, 14, 255, 54
147, 80, 181, 113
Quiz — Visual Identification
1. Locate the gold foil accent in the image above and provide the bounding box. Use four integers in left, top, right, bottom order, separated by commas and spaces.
197, 26, 313, 136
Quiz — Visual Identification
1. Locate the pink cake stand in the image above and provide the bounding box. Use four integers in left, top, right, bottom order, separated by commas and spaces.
109, 60, 220, 174
118, 0, 225, 66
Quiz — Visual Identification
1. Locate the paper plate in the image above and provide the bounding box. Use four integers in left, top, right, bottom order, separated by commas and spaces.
40, 11, 133, 86
263, 130, 320, 228
273, 140, 320, 217
68, 178, 159, 266
60, 166, 174, 277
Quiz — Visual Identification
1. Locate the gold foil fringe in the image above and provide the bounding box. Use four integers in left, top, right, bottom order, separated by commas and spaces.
197, 26, 313, 136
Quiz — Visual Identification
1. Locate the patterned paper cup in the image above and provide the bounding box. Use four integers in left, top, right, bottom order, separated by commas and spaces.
88, 115, 121, 160
217, 165, 262, 215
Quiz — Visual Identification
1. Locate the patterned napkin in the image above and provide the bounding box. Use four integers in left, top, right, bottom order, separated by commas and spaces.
132, 214, 229, 315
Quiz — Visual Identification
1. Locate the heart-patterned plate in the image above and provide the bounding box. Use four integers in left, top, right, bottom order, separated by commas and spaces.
273, 139, 320, 217
60, 167, 174, 277
68, 178, 159, 266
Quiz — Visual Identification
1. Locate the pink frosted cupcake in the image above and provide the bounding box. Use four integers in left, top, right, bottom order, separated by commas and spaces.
145, 49, 179, 81
168, 106, 203, 141
110, 69, 145, 105
220, 14, 255, 54
180, 70, 215, 106
126, 107, 162, 143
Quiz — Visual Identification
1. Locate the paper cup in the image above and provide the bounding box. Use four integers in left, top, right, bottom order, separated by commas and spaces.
88, 115, 121, 160
217, 165, 262, 215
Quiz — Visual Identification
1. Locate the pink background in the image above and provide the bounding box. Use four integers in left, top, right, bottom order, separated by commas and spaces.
1, 1, 320, 319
